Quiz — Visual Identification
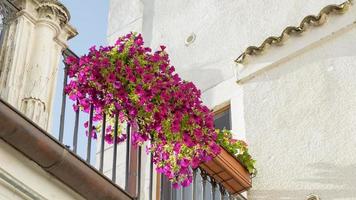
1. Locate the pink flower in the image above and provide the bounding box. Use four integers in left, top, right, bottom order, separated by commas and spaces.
172, 183, 180, 189
173, 143, 181, 154
183, 132, 194, 148
179, 158, 190, 168
181, 176, 192, 187
105, 134, 113, 144
64, 32, 224, 188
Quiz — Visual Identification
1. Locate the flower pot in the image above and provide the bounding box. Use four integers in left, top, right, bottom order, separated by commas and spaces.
200, 147, 252, 194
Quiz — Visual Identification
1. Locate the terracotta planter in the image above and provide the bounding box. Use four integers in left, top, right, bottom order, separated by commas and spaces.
200, 147, 252, 194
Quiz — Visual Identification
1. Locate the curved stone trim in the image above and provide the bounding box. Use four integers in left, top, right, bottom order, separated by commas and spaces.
235, 0, 353, 64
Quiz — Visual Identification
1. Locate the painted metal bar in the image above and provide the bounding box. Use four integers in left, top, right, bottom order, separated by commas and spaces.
72, 107, 79, 153
58, 58, 68, 143
193, 169, 197, 200
172, 186, 177, 200
219, 184, 226, 200
62, 48, 80, 152
99, 113, 106, 173
136, 146, 142, 198
170, 183, 174, 200
212, 179, 216, 200
112, 114, 119, 182
86, 105, 94, 163
201, 170, 207, 200
125, 123, 131, 189
149, 154, 153, 200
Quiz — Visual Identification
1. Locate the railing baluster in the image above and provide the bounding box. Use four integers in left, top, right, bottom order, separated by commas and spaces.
171, 183, 174, 200
172, 184, 176, 200
201, 169, 207, 200
99, 113, 106, 173
58, 62, 68, 143
193, 169, 197, 200
149, 154, 153, 200
212, 178, 216, 200
72, 106, 79, 153
125, 123, 131, 189
219, 184, 226, 200
137, 146, 142, 198
86, 105, 94, 163
112, 114, 119, 182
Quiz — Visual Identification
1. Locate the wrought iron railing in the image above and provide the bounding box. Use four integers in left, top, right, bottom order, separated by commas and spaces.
161, 168, 247, 200
58, 49, 246, 200
58, 48, 247, 200
59, 49, 147, 199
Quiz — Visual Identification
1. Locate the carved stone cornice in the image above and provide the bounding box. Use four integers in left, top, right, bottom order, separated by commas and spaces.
36, 0, 70, 27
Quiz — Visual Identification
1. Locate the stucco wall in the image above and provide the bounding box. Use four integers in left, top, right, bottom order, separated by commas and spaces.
108, 0, 356, 199
108, 0, 345, 91
0, 140, 84, 200
243, 25, 356, 199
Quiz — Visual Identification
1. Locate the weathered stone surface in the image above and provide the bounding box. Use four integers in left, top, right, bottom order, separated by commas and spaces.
0, 0, 77, 130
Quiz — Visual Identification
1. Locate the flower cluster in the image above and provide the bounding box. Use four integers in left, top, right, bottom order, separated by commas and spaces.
216, 129, 256, 175
65, 33, 221, 187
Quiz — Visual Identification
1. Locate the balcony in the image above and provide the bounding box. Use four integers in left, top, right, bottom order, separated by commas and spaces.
0, 1, 251, 199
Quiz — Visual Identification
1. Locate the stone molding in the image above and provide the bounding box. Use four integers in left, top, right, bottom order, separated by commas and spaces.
0, 166, 47, 200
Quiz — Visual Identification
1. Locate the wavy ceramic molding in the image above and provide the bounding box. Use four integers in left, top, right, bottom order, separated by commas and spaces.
234, 0, 355, 83
235, 0, 353, 64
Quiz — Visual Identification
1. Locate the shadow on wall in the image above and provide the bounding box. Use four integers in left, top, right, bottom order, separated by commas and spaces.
250, 162, 356, 200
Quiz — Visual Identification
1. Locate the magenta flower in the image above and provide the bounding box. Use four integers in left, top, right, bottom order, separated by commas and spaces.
65, 32, 222, 187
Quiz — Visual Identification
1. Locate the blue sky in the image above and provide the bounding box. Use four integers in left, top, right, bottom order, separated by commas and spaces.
51, 1, 109, 163
60, 0, 109, 54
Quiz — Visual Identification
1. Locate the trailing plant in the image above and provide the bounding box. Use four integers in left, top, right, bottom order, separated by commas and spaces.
216, 129, 256, 175
65, 32, 255, 188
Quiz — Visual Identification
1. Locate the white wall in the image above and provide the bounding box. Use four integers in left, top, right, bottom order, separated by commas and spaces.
108, 0, 345, 91
108, 0, 355, 199
0, 140, 84, 200
243, 23, 356, 200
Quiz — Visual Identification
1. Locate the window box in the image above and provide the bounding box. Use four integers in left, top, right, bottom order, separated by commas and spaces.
200, 146, 252, 195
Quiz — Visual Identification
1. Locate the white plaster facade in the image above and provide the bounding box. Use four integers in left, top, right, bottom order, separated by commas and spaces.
0, 0, 77, 130
0, 139, 84, 200
108, 0, 356, 199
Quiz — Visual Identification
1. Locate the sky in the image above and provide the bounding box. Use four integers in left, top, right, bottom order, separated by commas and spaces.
60, 0, 109, 54
51, 1, 109, 163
